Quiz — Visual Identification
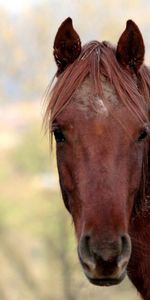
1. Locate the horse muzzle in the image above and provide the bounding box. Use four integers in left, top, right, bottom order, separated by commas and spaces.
78, 233, 131, 286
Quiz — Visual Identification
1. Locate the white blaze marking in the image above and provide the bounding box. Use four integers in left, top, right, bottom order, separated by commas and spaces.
74, 76, 118, 117
95, 96, 109, 116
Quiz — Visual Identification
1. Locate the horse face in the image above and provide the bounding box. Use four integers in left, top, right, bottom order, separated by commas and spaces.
53, 77, 147, 286
49, 18, 148, 287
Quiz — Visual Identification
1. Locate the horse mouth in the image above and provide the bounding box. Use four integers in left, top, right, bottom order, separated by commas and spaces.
86, 271, 126, 286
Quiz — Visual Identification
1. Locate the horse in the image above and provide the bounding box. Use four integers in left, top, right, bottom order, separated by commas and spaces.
44, 18, 150, 299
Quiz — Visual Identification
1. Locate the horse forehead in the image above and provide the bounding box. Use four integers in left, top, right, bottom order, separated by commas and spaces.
72, 76, 119, 117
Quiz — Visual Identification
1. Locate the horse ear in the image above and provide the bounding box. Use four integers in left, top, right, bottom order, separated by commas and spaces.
53, 17, 81, 75
116, 20, 145, 73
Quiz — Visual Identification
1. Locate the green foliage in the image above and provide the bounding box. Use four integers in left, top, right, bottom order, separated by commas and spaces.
12, 125, 51, 175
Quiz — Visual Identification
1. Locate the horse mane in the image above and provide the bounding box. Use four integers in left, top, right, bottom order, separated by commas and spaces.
44, 41, 150, 127
44, 40, 150, 217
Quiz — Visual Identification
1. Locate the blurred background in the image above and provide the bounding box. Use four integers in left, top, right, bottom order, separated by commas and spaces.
0, 0, 149, 299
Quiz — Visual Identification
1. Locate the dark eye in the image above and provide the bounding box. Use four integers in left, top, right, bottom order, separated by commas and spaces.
53, 128, 65, 143
137, 128, 148, 142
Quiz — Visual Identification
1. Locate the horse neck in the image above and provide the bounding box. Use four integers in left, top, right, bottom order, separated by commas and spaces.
142, 66, 150, 217
131, 140, 150, 224
130, 67, 150, 224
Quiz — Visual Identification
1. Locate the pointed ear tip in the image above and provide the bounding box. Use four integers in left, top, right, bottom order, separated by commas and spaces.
127, 19, 134, 25
54, 17, 73, 47
63, 17, 73, 26
126, 19, 139, 29
67, 17, 72, 23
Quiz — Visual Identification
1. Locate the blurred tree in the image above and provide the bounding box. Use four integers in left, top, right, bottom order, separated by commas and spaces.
12, 125, 51, 175
44, 208, 77, 300
0, 4, 54, 102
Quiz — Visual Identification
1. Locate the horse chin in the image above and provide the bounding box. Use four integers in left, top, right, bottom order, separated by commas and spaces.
85, 271, 126, 287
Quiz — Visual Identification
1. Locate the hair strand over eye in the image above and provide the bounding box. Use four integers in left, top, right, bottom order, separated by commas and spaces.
137, 127, 149, 142
53, 128, 65, 143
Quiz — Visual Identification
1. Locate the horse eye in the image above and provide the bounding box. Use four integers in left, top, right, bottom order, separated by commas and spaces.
137, 128, 148, 142
53, 128, 65, 143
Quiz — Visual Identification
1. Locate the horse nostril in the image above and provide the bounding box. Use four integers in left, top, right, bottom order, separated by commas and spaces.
79, 234, 90, 255
79, 233, 131, 275
79, 234, 90, 259
121, 234, 131, 256
78, 234, 96, 271
118, 234, 131, 269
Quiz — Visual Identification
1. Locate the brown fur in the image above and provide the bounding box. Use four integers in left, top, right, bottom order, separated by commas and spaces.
44, 40, 150, 214
44, 22, 150, 300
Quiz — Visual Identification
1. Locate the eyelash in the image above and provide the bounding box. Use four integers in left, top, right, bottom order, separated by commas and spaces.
52, 124, 149, 144
53, 127, 65, 143
137, 127, 149, 142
